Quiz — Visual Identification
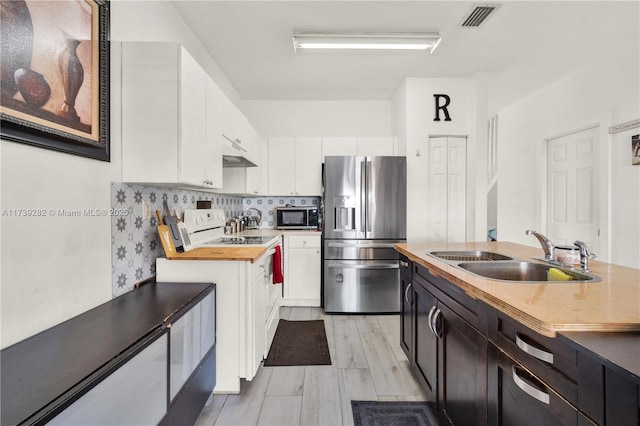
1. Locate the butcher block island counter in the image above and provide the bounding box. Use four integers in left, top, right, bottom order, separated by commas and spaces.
396, 241, 640, 426
395, 241, 640, 336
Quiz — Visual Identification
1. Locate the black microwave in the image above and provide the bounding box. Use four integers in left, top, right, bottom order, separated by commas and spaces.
276, 206, 319, 230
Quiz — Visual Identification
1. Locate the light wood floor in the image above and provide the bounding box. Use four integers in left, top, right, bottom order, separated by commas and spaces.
194, 306, 428, 426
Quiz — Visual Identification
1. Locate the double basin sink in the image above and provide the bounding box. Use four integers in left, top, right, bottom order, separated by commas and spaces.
428, 251, 600, 283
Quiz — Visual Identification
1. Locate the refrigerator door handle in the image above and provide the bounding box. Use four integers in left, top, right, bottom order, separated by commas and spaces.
360, 159, 366, 233
366, 160, 372, 233
327, 262, 400, 270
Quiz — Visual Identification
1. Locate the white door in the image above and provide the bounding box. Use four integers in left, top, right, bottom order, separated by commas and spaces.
428, 136, 467, 243
547, 127, 599, 251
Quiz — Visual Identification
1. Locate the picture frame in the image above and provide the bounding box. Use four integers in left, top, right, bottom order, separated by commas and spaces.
0, 0, 110, 162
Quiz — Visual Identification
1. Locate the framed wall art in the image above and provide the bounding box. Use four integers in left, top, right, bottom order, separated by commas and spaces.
0, 0, 110, 161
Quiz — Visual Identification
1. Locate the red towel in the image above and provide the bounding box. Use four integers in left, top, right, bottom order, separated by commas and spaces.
272, 245, 283, 284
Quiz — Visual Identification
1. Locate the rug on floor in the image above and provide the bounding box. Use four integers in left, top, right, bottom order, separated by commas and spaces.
351, 401, 441, 426
264, 319, 331, 366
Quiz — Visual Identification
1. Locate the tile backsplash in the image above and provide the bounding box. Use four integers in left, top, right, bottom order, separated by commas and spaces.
110, 183, 320, 297
110, 183, 243, 297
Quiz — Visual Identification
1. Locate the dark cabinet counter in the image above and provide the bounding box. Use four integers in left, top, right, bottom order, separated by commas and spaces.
1, 282, 214, 425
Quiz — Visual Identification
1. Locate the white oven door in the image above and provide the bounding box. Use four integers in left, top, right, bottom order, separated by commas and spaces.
264, 244, 282, 354
265, 246, 281, 314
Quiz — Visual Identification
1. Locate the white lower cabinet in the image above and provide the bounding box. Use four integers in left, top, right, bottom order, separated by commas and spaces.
49, 333, 169, 426
284, 234, 321, 306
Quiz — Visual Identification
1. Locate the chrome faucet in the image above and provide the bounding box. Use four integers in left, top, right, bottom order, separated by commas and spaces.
525, 230, 556, 262
574, 240, 597, 272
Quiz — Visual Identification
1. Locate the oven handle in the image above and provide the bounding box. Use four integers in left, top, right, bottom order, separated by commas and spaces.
266, 248, 277, 256
326, 262, 399, 269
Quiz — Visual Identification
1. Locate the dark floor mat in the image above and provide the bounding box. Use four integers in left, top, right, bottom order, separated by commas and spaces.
264, 319, 331, 366
351, 401, 441, 426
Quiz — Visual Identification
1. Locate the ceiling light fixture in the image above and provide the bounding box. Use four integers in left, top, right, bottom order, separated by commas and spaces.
292, 33, 441, 53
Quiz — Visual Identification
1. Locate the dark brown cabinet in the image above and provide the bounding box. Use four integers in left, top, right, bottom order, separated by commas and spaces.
414, 279, 438, 400
400, 255, 437, 401
400, 255, 413, 358
399, 257, 639, 426
401, 260, 488, 425
438, 302, 488, 426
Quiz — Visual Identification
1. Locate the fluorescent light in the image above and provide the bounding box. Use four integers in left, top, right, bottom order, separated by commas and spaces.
292, 33, 441, 52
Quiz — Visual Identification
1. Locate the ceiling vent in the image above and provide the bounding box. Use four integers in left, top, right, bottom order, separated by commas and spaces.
460, 4, 500, 27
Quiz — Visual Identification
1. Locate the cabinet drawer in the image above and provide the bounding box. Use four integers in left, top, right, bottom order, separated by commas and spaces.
497, 312, 578, 406
492, 347, 579, 426
288, 235, 320, 248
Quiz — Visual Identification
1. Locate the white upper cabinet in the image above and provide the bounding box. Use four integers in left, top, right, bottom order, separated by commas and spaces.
322, 136, 398, 158
322, 137, 357, 158
205, 75, 224, 189
268, 137, 295, 195
269, 137, 322, 196
178, 49, 207, 186
220, 123, 266, 195
246, 132, 268, 196
120, 42, 222, 189
221, 96, 257, 165
294, 137, 322, 195
357, 137, 395, 156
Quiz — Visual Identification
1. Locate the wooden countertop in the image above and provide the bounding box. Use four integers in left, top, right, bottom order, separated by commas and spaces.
395, 241, 640, 337
165, 229, 321, 262
168, 246, 267, 262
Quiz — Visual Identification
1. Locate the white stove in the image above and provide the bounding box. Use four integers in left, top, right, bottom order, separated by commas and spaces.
183, 209, 279, 248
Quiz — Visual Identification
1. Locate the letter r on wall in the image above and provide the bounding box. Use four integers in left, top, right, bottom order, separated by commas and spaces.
434, 94, 452, 121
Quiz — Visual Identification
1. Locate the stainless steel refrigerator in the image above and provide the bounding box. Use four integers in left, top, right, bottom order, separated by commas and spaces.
322, 156, 407, 313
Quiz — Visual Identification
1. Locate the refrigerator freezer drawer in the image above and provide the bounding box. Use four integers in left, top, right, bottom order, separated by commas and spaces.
323, 260, 400, 313
324, 240, 403, 260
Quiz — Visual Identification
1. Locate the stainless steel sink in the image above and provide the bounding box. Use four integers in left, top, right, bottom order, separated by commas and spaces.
457, 261, 599, 282
429, 251, 513, 262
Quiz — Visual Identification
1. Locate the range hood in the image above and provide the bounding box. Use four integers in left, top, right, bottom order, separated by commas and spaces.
222, 135, 257, 168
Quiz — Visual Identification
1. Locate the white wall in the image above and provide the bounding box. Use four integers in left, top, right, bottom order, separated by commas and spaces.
391, 80, 408, 156
398, 77, 485, 243
0, 1, 235, 349
243, 100, 392, 137
1, 125, 118, 349
497, 42, 639, 268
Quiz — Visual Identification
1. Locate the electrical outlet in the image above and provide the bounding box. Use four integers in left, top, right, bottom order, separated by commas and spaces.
143, 200, 151, 220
